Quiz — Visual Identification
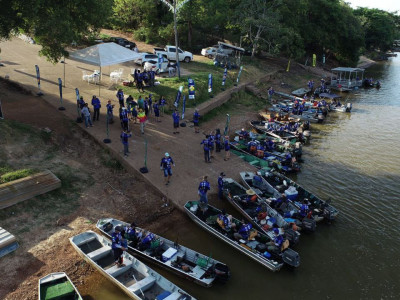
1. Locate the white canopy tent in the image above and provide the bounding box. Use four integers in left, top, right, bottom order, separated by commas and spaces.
68, 42, 142, 95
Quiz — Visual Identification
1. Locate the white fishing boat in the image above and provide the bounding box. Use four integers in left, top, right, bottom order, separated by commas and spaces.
96, 218, 230, 287
70, 231, 194, 300
38, 272, 82, 300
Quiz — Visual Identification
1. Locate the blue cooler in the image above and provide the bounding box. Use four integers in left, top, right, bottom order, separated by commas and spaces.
285, 188, 298, 201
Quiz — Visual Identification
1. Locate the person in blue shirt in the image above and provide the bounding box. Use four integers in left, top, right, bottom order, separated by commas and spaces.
201, 137, 211, 163
224, 136, 230, 161
193, 109, 200, 133
234, 222, 253, 240
159, 96, 166, 116
120, 107, 129, 132
120, 130, 132, 157
91, 95, 101, 121
124, 222, 138, 247
160, 152, 175, 185
198, 176, 211, 207
138, 232, 155, 251
148, 94, 153, 115
106, 100, 114, 124
266, 228, 284, 253
215, 129, 222, 152
116, 89, 124, 107
208, 134, 215, 158
217, 172, 225, 200
172, 110, 180, 134
112, 226, 127, 267
153, 102, 160, 122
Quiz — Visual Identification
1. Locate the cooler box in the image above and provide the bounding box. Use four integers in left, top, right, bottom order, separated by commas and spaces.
285, 188, 298, 200
162, 247, 178, 262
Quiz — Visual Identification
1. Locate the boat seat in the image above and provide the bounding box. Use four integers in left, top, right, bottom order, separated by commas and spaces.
127, 276, 156, 294
105, 263, 131, 278
75, 236, 96, 247
87, 246, 111, 261
162, 291, 187, 300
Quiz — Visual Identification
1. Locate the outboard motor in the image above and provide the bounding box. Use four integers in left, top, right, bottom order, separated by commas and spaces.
301, 218, 317, 232
317, 114, 325, 123
282, 248, 300, 267
323, 205, 337, 221
346, 103, 352, 112
214, 263, 231, 283
284, 228, 300, 245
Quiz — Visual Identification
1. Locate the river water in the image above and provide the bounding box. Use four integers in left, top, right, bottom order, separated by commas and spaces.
84, 56, 400, 299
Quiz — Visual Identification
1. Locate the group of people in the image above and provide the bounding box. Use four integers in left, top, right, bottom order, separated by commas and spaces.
132, 69, 156, 92
200, 129, 230, 163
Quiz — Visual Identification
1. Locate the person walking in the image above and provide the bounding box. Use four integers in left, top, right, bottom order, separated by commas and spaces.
106, 100, 114, 124
120, 107, 129, 132
201, 136, 211, 163
111, 226, 127, 267
138, 108, 147, 134
198, 176, 211, 211
160, 152, 175, 185
116, 88, 125, 107
218, 172, 225, 200
224, 136, 230, 161
148, 94, 153, 115
172, 110, 180, 134
159, 96, 166, 116
193, 109, 200, 133
81, 103, 93, 128
153, 101, 160, 122
91, 95, 101, 122
120, 129, 132, 157
215, 129, 222, 152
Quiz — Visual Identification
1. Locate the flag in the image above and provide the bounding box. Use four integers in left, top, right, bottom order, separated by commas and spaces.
323, 54, 326, 64
188, 78, 195, 99
312, 54, 316, 67
58, 78, 63, 101
236, 66, 243, 84
222, 68, 227, 86
174, 86, 183, 108
157, 53, 164, 70
182, 95, 186, 119
75, 88, 80, 101
286, 59, 291, 72
224, 114, 230, 136
35, 65, 41, 89
208, 73, 213, 93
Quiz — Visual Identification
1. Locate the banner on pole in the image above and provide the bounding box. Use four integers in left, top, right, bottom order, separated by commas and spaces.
35, 65, 41, 89
312, 54, 316, 67
182, 95, 186, 119
188, 78, 195, 99
286, 59, 291, 72
174, 86, 183, 108
222, 68, 227, 86
236, 66, 243, 84
75, 88, 80, 101
322, 54, 326, 64
58, 78, 63, 101
208, 74, 213, 93
157, 53, 164, 70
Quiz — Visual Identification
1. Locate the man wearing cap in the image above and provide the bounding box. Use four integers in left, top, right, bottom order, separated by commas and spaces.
116, 88, 125, 107
218, 172, 225, 200
112, 226, 127, 267
201, 136, 211, 163
120, 130, 132, 157
160, 153, 175, 185
234, 222, 253, 241
266, 228, 284, 253
198, 176, 211, 207
91, 95, 101, 122
106, 100, 114, 124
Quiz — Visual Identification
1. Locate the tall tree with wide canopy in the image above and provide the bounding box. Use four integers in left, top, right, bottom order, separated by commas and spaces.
0, 0, 113, 63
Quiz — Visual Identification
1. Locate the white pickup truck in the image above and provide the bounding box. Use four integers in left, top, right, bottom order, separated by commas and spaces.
154, 46, 193, 63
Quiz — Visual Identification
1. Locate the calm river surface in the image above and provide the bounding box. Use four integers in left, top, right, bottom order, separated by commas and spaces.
85, 56, 400, 299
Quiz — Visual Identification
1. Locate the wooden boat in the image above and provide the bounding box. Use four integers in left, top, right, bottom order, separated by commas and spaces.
222, 177, 301, 243
260, 170, 339, 221
250, 121, 298, 141
38, 272, 82, 300
184, 201, 300, 271
239, 171, 320, 231
292, 87, 310, 97
70, 231, 194, 300
96, 218, 230, 287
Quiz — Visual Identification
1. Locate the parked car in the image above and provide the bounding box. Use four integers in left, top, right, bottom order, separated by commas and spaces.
201, 45, 218, 58
143, 59, 171, 74
154, 46, 193, 62
108, 37, 136, 50
134, 53, 160, 66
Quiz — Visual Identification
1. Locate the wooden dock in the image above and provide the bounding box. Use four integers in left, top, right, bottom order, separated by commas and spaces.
0, 227, 19, 258
0, 170, 61, 210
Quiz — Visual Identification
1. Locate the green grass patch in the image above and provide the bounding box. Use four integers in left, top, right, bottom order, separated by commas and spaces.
202, 90, 266, 123
0, 168, 38, 184
99, 149, 124, 171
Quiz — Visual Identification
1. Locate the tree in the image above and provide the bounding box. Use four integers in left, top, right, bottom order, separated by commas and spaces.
0, 0, 113, 63
235, 0, 281, 57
